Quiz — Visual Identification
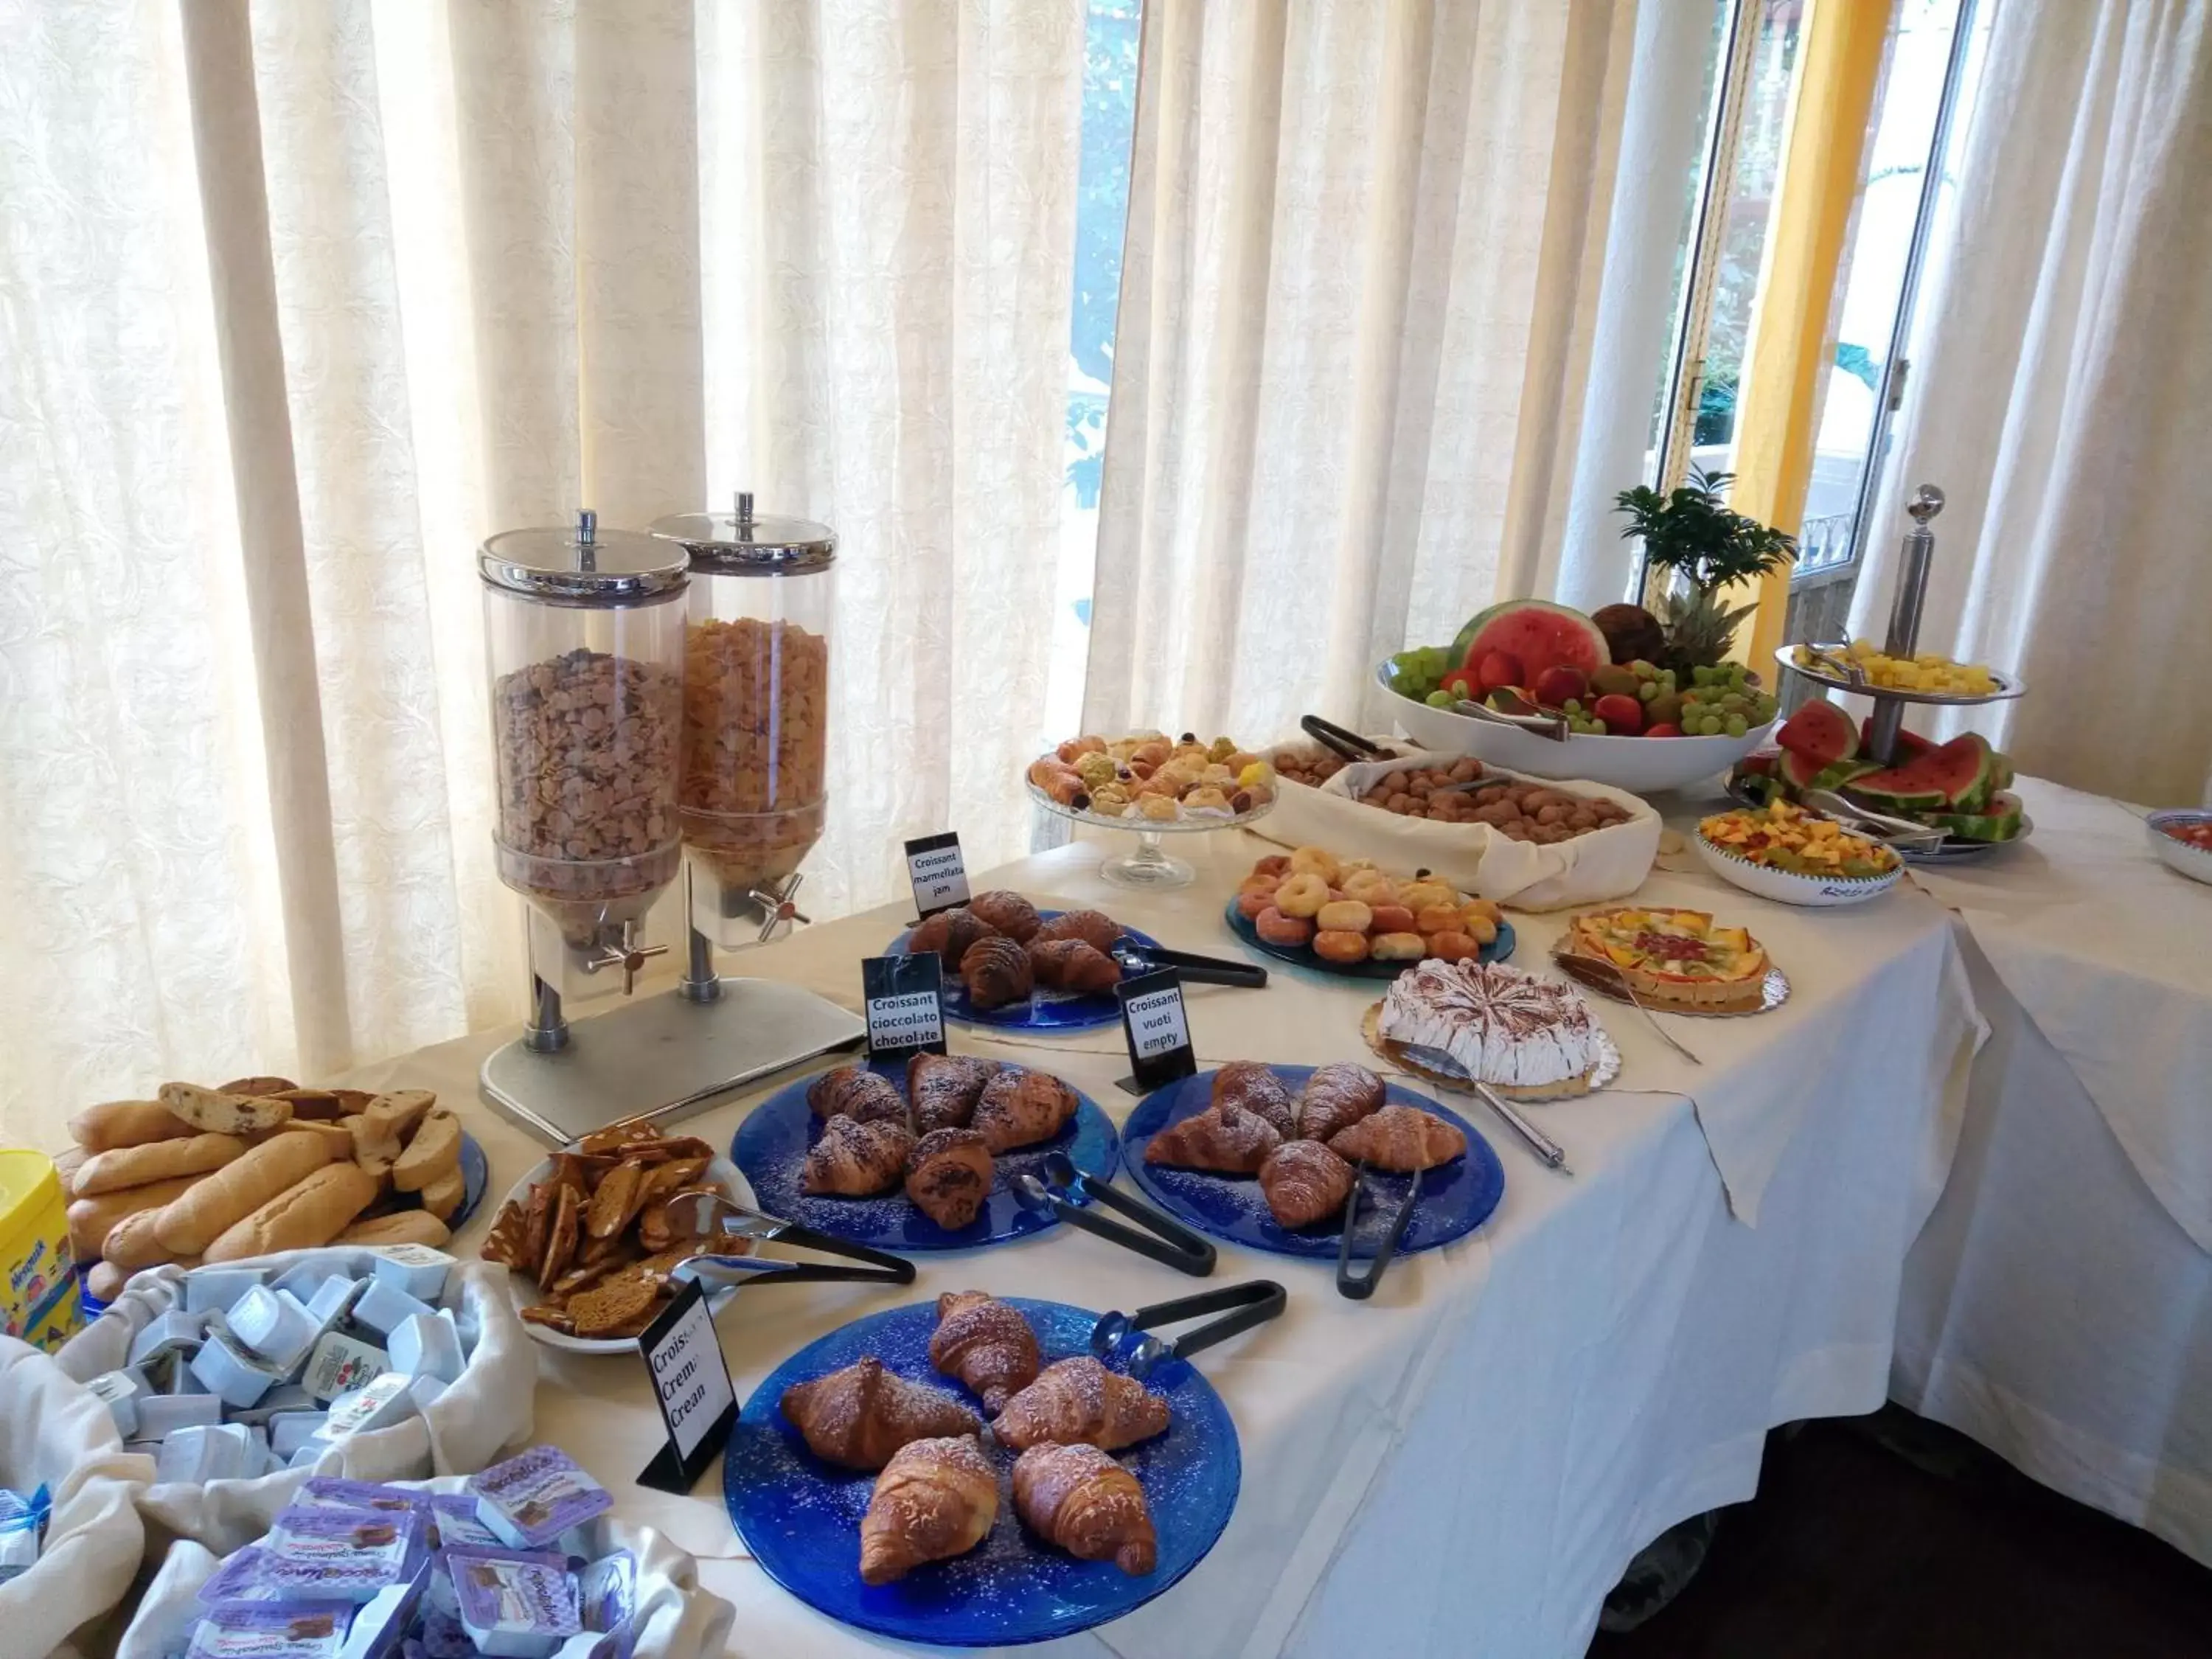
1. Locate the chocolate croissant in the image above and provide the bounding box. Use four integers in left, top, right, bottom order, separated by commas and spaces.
1211, 1061, 1298, 1138
908, 906, 998, 971
906, 1052, 1000, 1134
972, 1068, 1079, 1153
1142, 1101, 1281, 1175
1327, 1103, 1466, 1172
967, 889, 1043, 943
930, 1290, 1040, 1411
807, 1065, 909, 1126
1034, 908, 1123, 953
1026, 938, 1122, 995
991, 1357, 1171, 1452
961, 936, 1034, 1011
780, 1356, 982, 1470
905, 1128, 995, 1230
859, 1435, 998, 1585
1296, 1062, 1387, 1143
1258, 1139, 1356, 1228
1012, 1442, 1157, 1576
803, 1114, 914, 1197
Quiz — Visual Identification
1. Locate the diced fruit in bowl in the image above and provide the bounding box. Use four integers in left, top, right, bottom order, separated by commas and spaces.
2164, 818, 2212, 852
2147, 811, 2212, 886
1700, 799, 1899, 880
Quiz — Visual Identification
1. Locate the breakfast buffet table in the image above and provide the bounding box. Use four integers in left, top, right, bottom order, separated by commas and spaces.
327, 818, 1985, 1658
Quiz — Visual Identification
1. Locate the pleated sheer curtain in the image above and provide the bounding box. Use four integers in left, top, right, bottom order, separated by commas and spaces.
1848, 0, 2212, 807
0, 0, 1084, 1137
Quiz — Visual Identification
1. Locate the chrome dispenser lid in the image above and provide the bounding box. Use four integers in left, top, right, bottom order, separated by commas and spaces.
650, 492, 836, 576
479, 509, 689, 605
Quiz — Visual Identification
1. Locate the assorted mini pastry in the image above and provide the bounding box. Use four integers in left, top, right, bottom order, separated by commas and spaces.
905, 892, 1128, 1011
1698, 798, 1901, 878
1029, 731, 1276, 822
1144, 1062, 1466, 1230
779, 1293, 1167, 1585
801, 1057, 1082, 1229
1371, 959, 1612, 1100
1353, 759, 1636, 840
1556, 906, 1773, 1013
1237, 846, 1504, 967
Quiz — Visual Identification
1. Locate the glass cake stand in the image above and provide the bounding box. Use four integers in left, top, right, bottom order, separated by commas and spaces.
1027, 782, 1276, 890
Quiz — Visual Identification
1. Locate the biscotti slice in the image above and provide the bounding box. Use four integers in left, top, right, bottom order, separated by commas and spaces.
338, 1211, 451, 1249
392, 1110, 462, 1193
158, 1082, 294, 1135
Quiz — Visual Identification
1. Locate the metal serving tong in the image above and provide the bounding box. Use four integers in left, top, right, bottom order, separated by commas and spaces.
1299, 714, 1399, 767
1089, 1280, 1286, 1383
661, 1191, 917, 1292
1010, 1153, 1217, 1275
1450, 689, 1570, 742
1394, 1044, 1574, 1177
1109, 935, 1268, 989
1335, 1164, 1422, 1301
1800, 787, 1949, 851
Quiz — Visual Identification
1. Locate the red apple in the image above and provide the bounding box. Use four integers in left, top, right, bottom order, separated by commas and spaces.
1532, 665, 1588, 709
1644, 721, 1683, 737
1475, 650, 1525, 695
1593, 693, 1644, 735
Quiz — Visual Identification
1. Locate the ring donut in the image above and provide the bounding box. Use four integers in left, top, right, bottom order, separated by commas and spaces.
1311, 929, 1371, 964
1273, 872, 1330, 918
1253, 907, 1313, 947
1316, 900, 1374, 934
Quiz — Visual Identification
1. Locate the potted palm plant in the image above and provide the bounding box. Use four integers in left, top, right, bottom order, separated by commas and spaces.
1614, 469, 1797, 672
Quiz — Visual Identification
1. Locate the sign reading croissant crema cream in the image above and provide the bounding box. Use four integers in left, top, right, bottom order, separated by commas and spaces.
862, 953, 947, 1061
636, 1277, 737, 1494
1116, 968, 1197, 1093
904, 832, 970, 918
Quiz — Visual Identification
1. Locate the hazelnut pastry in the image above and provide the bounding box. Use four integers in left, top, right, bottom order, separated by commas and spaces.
904, 1129, 995, 1230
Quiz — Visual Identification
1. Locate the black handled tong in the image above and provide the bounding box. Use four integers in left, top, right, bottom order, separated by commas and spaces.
1089, 1279, 1287, 1382
1110, 936, 1267, 989
662, 1192, 917, 1291
1009, 1153, 1217, 1276
1335, 1166, 1422, 1301
1299, 714, 1397, 765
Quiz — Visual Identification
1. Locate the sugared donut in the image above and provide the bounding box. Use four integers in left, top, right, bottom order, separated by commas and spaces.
1414, 904, 1463, 936
1254, 908, 1314, 947
1288, 846, 1341, 884
1253, 854, 1291, 877
1311, 929, 1371, 964
1369, 931, 1427, 961
1368, 904, 1416, 934
1235, 886, 1277, 921
1316, 900, 1374, 934
1340, 869, 1397, 905
1425, 931, 1481, 961
1273, 872, 1330, 918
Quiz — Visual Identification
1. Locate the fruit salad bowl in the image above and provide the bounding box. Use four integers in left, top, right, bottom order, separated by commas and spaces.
2146, 810, 2212, 887
1377, 663, 1773, 794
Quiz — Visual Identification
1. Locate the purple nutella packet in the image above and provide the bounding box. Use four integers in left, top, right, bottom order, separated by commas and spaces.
199, 1544, 283, 1606
186, 1599, 356, 1659
426, 1493, 504, 1551
295, 1480, 427, 1518
414, 1608, 476, 1659
447, 1545, 581, 1658
262, 1505, 426, 1604
467, 1447, 612, 1551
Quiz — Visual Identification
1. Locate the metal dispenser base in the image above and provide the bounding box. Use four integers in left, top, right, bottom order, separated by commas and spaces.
479, 978, 863, 1145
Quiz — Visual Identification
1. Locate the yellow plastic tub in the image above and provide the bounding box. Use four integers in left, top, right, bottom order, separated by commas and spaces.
0, 1150, 80, 1351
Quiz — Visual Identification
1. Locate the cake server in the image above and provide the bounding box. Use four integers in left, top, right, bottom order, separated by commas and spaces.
1394, 1044, 1573, 1176
1009, 1152, 1217, 1276
1551, 954, 1703, 1065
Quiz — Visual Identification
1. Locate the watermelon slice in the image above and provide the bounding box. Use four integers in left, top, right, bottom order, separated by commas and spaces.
1927, 790, 2024, 842
1778, 750, 1877, 793
1846, 732, 1995, 813
1893, 728, 1936, 759
1449, 600, 1609, 690
1776, 700, 1858, 765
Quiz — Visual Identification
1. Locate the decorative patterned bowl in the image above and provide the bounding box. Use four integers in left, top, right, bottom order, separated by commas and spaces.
2146, 810, 2212, 887
1694, 829, 1902, 908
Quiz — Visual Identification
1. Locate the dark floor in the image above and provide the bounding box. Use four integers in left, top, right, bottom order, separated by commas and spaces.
1589, 1406, 2212, 1658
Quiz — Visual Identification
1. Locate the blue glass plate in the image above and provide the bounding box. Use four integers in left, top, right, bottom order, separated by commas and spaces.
1120, 1068, 1502, 1259
1221, 897, 1514, 980
724, 1297, 1239, 1646
734, 1062, 1120, 1252
886, 911, 1164, 1032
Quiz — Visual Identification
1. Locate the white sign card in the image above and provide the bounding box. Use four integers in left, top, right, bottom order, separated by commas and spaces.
863, 953, 947, 1061
905, 832, 970, 918
636, 1277, 737, 1492
1116, 968, 1197, 1094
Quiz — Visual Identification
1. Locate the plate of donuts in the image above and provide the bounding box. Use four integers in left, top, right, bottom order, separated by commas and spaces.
734, 1057, 1121, 1251
1121, 1062, 1503, 1259
724, 1294, 1239, 1646
888, 897, 1163, 1032
1224, 850, 1514, 981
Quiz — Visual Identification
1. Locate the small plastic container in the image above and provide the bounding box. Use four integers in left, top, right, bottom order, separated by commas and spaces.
0, 1151, 77, 1351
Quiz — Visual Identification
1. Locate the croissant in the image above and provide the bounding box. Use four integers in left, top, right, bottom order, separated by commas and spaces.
780, 1356, 983, 1470
803, 1114, 915, 1197
906, 1052, 999, 1134
1327, 1103, 1466, 1172
961, 936, 1034, 1011
1143, 1101, 1281, 1175
991, 1357, 1171, 1452
971, 1068, 1080, 1153
807, 1065, 910, 1126
967, 889, 1043, 942
1028, 758, 1092, 810
1012, 1442, 1157, 1576
905, 1128, 995, 1229
859, 1435, 999, 1585
907, 906, 998, 970
1211, 1061, 1298, 1138
1034, 908, 1123, 953
1258, 1139, 1356, 1228
930, 1290, 1041, 1411
1026, 938, 1122, 995
1296, 1062, 1387, 1142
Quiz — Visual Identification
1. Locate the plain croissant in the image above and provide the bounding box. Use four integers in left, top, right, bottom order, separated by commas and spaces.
929, 1290, 1041, 1411
1142, 1101, 1281, 1175
1210, 1061, 1298, 1138
779, 1356, 981, 1470
1258, 1138, 1356, 1228
1295, 1062, 1386, 1142
1012, 1441, 1158, 1576
859, 1435, 998, 1584
991, 1357, 1171, 1452
1326, 1104, 1467, 1172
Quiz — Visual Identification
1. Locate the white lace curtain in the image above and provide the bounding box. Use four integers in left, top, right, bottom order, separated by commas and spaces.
0, 0, 1084, 1135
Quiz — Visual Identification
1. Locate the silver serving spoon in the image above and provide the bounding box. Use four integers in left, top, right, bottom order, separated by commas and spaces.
1552, 954, 1703, 1066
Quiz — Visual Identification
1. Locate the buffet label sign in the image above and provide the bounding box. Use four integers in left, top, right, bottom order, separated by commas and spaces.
1116, 968, 1197, 1093
636, 1276, 737, 1494
905, 832, 970, 918
863, 953, 947, 1060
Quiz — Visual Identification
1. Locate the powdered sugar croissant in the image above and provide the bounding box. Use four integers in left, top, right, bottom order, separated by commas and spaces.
859, 1435, 998, 1584
991, 1357, 1171, 1452
1012, 1441, 1157, 1575
1326, 1103, 1466, 1172
780, 1356, 981, 1470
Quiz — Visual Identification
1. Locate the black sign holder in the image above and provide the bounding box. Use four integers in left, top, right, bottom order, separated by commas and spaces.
862, 953, 947, 1062
635, 1277, 738, 1494
904, 831, 970, 919
1115, 967, 1197, 1096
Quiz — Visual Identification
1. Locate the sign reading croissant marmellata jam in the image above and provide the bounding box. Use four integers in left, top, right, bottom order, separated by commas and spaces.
904, 832, 970, 919
862, 953, 947, 1062
636, 1276, 737, 1495
1116, 967, 1197, 1095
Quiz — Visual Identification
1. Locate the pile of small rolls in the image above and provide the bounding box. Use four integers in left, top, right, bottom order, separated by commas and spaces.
1235, 846, 1504, 965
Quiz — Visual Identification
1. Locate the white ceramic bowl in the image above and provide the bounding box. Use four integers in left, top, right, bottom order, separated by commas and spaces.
1377, 663, 1773, 793
1694, 829, 1902, 908
2146, 811, 2212, 886
500, 1153, 754, 1354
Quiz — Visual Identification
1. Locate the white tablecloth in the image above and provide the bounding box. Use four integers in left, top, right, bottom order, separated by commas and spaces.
333, 827, 1980, 1658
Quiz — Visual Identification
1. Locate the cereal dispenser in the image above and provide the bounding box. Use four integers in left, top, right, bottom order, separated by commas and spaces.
476, 509, 861, 1144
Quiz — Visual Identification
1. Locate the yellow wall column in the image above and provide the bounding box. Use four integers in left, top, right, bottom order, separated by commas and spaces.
1730, 0, 1895, 667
